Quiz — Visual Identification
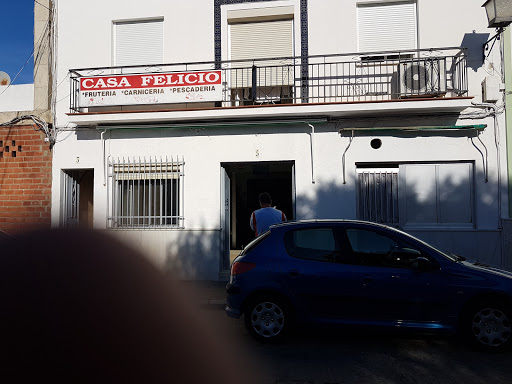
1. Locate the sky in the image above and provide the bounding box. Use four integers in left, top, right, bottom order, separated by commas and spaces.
0, 1, 34, 84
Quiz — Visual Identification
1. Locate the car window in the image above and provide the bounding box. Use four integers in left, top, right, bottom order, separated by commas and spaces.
284, 228, 339, 262
345, 228, 422, 269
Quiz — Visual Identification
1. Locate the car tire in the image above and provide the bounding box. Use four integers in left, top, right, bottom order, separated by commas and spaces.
244, 296, 289, 341
464, 301, 512, 351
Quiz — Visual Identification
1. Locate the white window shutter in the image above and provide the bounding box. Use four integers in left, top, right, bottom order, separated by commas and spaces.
230, 19, 293, 62
438, 163, 473, 224
357, 1, 417, 53
400, 164, 437, 225
399, 163, 473, 227
114, 19, 163, 66
230, 19, 293, 88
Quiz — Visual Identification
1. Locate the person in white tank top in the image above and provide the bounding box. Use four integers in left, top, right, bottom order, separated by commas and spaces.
249, 192, 287, 237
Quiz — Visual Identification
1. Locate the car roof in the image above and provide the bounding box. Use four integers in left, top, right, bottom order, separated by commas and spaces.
268, 219, 410, 237
270, 219, 391, 229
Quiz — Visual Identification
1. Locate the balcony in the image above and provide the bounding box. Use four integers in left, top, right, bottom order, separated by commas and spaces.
68, 47, 470, 125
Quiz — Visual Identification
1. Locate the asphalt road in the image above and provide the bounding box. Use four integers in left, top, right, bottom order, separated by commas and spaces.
198, 306, 512, 384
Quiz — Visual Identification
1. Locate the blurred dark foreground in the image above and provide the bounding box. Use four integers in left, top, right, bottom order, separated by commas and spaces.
0, 229, 257, 383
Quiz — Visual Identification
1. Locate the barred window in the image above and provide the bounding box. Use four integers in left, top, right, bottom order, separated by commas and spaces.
107, 157, 184, 228
357, 167, 399, 225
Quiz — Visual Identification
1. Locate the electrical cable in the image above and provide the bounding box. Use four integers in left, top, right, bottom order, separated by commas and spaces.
0, 18, 50, 95
0, 115, 55, 148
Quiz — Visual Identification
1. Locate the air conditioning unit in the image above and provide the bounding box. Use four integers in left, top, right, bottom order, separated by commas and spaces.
398, 58, 447, 98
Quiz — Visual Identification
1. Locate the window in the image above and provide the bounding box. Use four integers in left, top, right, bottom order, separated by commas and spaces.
107, 157, 184, 229
346, 228, 422, 269
357, 162, 474, 228
400, 163, 473, 227
357, 167, 399, 224
357, 1, 417, 53
228, 7, 294, 104
284, 228, 339, 262
113, 19, 163, 66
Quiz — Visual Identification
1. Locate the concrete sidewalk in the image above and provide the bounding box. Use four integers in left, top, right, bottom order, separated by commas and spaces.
178, 280, 228, 309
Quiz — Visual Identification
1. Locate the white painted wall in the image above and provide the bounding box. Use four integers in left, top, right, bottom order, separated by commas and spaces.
52, 0, 509, 278
0, 84, 34, 112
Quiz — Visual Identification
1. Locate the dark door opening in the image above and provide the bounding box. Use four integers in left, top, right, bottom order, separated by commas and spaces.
222, 161, 295, 264
62, 169, 94, 228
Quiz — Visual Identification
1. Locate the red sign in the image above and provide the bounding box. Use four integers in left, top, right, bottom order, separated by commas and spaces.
78, 70, 223, 107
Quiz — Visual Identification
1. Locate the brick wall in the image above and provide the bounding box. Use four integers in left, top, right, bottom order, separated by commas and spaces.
0, 125, 52, 235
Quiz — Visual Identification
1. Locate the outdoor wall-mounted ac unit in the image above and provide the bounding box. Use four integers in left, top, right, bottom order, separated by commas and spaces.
398, 58, 447, 97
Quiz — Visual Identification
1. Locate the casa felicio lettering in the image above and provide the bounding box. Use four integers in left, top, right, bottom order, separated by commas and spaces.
80, 71, 221, 90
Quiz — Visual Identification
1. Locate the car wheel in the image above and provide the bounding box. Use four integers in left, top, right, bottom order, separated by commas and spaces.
244, 297, 288, 341
467, 303, 512, 350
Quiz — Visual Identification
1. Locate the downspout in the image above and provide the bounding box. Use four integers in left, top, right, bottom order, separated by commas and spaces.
471, 100, 502, 228
341, 130, 355, 184
504, 28, 512, 218
307, 123, 316, 184
101, 129, 107, 186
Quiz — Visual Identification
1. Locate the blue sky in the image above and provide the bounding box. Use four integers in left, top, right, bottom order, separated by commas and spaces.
0, 1, 34, 84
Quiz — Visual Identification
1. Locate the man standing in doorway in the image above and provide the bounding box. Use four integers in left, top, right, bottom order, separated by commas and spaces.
250, 192, 287, 237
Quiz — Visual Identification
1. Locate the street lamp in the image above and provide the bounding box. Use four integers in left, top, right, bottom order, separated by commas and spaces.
482, 0, 512, 28
482, 0, 512, 55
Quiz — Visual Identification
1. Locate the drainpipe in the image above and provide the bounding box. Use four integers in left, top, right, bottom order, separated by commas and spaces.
504, 28, 512, 219
341, 130, 355, 184
307, 123, 316, 184
471, 101, 502, 228
101, 129, 107, 186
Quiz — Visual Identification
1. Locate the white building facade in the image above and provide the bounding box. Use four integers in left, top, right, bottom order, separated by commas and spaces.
52, 0, 508, 280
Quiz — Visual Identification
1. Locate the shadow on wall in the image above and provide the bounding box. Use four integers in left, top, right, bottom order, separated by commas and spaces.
294, 161, 503, 267
461, 32, 491, 72
162, 165, 503, 276
296, 180, 356, 220
165, 226, 222, 281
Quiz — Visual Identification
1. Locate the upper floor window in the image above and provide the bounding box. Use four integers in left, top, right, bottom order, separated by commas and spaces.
357, 1, 417, 53
113, 19, 164, 67
228, 6, 294, 104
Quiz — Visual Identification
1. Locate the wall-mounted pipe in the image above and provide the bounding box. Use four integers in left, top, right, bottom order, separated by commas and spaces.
471, 101, 502, 226
341, 130, 355, 184
101, 129, 107, 186
307, 123, 316, 184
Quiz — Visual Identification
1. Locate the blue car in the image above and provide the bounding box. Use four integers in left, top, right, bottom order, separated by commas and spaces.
226, 220, 512, 349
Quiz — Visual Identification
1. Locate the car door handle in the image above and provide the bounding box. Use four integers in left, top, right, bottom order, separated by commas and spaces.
288, 269, 300, 277
361, 276, 374, 287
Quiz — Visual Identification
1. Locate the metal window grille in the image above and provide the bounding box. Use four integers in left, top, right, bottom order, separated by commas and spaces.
357, 169, 399, 224
107, 156, 184, 229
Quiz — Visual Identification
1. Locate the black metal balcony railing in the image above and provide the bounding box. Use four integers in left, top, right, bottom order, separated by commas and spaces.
69, 47, 468, 113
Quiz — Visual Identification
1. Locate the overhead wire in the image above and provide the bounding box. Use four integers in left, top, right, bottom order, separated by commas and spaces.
0, 17, 50, 95
0, 1, 57, 149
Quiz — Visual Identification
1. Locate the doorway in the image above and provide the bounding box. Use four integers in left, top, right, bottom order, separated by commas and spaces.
61, 169, 94, 228
221, 161, 295, 269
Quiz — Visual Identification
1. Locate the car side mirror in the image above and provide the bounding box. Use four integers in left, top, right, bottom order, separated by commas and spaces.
412, 256, 437, 272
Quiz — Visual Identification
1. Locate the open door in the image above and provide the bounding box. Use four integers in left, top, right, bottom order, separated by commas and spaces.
221, 161, 295, 269
61, 169, 94, 228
